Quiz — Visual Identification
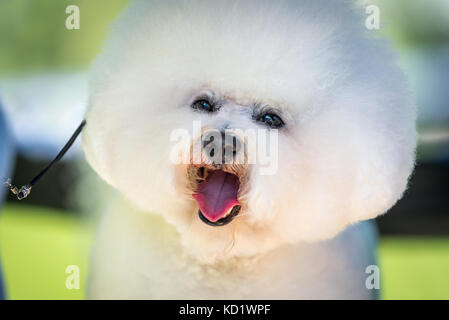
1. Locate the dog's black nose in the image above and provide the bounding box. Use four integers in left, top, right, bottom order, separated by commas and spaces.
202, 130, 243, 164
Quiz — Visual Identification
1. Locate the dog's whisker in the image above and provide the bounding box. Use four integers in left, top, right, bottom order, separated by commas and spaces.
185, 209, 198, 239
223, 225, 237, 256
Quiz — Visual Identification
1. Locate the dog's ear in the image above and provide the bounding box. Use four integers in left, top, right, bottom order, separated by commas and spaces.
347, 127, 416, 224
334, 96, 416, 224
294, 79, 417, 230
82, 106, 116, 188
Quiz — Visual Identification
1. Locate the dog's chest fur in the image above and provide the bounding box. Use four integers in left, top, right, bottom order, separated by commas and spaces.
88, 205, 378, 299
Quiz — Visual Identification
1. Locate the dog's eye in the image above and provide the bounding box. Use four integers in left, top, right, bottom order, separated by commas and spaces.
260, 113, 284, 129
191, 99, 216, 112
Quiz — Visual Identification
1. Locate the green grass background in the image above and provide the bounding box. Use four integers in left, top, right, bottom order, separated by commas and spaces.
0, 205, 91, 299
0, 204, 448, 300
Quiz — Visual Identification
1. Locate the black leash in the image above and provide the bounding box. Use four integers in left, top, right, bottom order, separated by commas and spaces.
4, 120, 86, 200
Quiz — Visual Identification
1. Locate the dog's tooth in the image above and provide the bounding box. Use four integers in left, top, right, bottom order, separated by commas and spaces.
224, 207, 233, 217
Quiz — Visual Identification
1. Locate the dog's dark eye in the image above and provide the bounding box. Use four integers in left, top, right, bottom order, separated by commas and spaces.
191, 99, 216, 112
260, 113, 284, 129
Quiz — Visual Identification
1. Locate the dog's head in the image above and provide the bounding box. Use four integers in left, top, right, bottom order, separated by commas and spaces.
83, 0, 416, 262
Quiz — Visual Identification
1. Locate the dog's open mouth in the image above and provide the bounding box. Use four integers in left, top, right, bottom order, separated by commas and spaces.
193, 168, 241, 227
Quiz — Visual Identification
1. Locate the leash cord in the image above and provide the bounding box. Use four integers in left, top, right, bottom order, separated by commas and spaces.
4, 119, 86, 200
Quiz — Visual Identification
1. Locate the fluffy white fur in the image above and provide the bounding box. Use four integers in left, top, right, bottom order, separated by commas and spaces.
83, 0, 416, 299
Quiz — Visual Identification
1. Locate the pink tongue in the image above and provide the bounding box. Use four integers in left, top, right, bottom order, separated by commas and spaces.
193, 170, 240, 222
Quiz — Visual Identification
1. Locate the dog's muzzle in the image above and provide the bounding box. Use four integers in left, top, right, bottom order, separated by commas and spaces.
191, 129, 245, 227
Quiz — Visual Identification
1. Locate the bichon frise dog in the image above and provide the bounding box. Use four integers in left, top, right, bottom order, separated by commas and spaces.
82, 0, 416, 299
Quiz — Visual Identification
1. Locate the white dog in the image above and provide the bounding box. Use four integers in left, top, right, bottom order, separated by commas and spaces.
82, 0, 416, 299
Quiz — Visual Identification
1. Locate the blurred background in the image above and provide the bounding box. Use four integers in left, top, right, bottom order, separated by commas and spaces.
0, 0, 448, 299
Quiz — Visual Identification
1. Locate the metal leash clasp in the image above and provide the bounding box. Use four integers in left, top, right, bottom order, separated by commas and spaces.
4, 178, 32, 200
